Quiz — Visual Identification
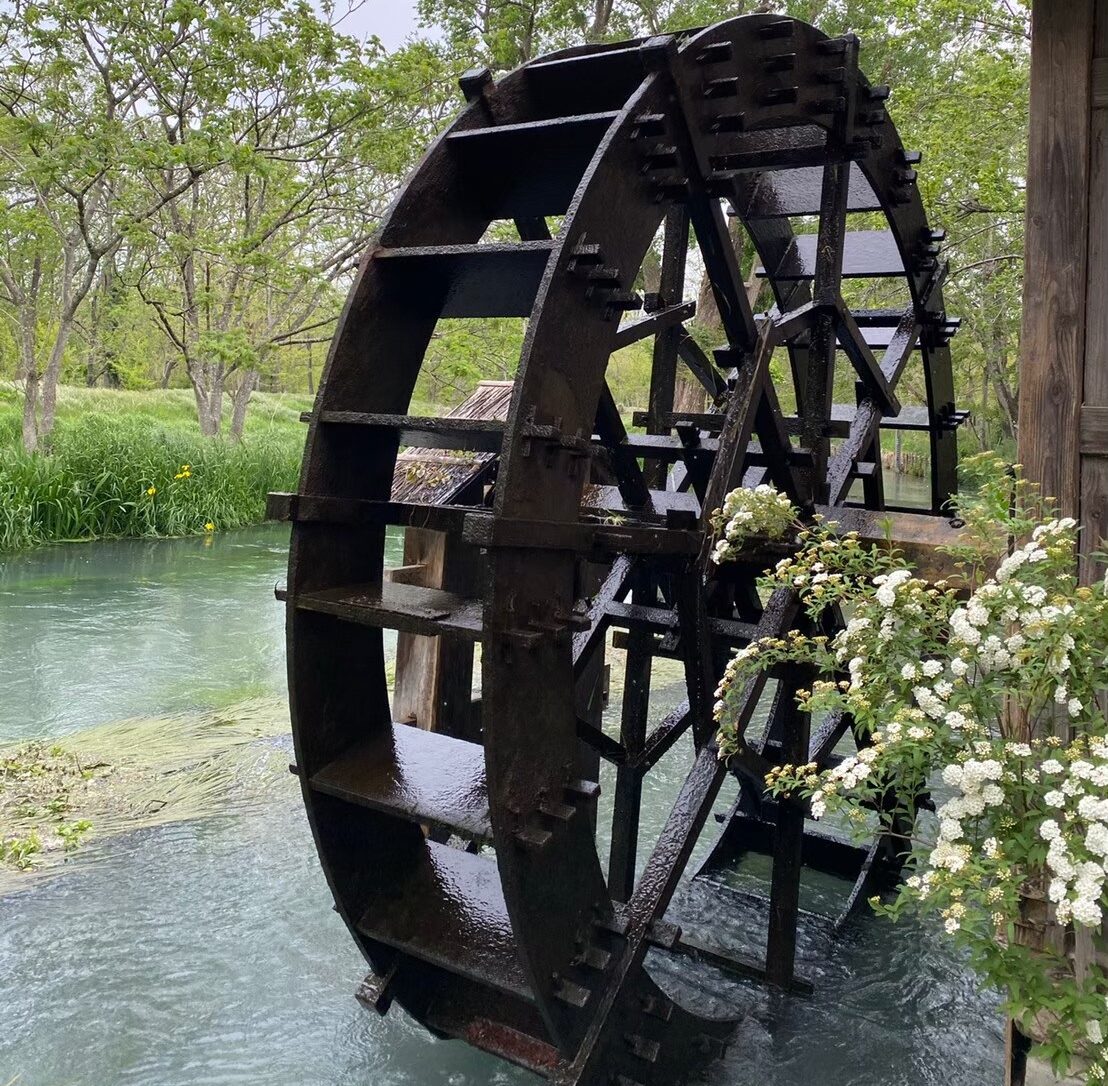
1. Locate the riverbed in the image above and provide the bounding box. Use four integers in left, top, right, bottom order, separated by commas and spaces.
0, 517, 1005, 1085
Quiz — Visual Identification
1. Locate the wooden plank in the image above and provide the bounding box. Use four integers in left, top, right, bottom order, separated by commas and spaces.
374, 241, 555, 318
316, 412, 506, 453
671, 932, 815, 996
645, 207, 691, 488
1081, 6, 1108, 580
700, 330, 776, 529
285, 581, 486, 640
826, 399, 881, 507
766, 674, 811, 989
737, 162, 880, 218
1080, 405, 1108, 453
608, 595, 652, 901
312, 723, 491, 840
759, 230, 905, 281
1018, 0, 1094, 519
446, 112, 619, 220
675, 331, 727, 400
391, 528, 447, 727
633, 403, 958, 435
595, 382, 652, 509
356, 842, 532, 1002
834, 300, 901, 415
572, 555, 635, 672
613, 300, 695, 350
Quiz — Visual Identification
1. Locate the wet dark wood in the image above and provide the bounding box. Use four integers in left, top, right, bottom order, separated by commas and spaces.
737, 162, 880, 218
356, 842, 533, 1002
765, 675, 811, 989
283, 581, 485, 640
763, 229, 906, 281
313, 723, 492, 840
614, 300, 695, 350
376, 241, 556, 318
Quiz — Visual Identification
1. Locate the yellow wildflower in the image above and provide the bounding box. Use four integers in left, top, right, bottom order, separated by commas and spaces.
146, 486, 156, 497
204, 521, 215, 533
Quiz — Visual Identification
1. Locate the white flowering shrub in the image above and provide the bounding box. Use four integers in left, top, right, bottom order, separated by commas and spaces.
709, 483, 798, 564
713, 454, 1108, 1081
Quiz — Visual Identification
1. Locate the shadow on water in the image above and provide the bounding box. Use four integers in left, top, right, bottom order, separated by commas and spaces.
0, 509, 1003, 1085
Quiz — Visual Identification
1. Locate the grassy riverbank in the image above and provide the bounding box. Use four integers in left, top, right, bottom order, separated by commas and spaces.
0, 387, 309, 552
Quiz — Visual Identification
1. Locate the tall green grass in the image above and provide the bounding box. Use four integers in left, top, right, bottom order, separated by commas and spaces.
0, 386, 308, 552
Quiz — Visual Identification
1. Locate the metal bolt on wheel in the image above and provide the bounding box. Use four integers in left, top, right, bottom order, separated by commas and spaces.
272, 15, 965, 1084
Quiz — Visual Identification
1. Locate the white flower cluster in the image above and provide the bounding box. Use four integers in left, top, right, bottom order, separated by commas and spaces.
945, 537, 1083, 709
711, 485, 796, 565
1035, 743, 1108, 928
809, 747, 878, 820
713, 641, 761, 723
731, 477, 1108, 1077
874, 568, 913, 608
929, 759, 1008, 895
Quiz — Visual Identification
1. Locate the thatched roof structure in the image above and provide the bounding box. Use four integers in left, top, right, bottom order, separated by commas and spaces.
390, 380, 513, 505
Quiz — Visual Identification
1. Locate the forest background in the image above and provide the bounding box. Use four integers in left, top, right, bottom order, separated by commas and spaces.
0, 0, 1029, 547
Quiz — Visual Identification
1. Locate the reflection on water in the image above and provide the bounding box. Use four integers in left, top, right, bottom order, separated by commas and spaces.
0, 508, 1002, 1085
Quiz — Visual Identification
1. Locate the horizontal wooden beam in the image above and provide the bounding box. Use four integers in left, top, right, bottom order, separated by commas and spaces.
612, 301, 696, 350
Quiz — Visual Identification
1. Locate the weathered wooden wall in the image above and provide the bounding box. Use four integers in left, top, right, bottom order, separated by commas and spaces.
1019, 0, 1108, 580
1013, 11, 1108, 1081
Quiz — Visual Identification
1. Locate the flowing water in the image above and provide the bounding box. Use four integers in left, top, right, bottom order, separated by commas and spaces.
0, 489, 1004, 1086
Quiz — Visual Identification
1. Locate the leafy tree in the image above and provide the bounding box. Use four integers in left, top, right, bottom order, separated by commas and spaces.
0, 0, 230, 450
130, 1, 437, 437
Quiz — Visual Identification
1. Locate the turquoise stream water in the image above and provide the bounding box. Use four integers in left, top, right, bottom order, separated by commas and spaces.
0, 515, 1003, 1085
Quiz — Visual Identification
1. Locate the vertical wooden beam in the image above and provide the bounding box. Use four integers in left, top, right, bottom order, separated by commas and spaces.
1079, 0, 1108, 581
608, 565, 655, 901
390, 528, 447, 729
646, 206, 691, 492
765, 676, 811, 990
1012, 6, 1100, 1079
1018, 0, 1095, 519
607, 632, 650, 901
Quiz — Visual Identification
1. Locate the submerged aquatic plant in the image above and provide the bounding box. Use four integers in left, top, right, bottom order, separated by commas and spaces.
0, 742, 99, 870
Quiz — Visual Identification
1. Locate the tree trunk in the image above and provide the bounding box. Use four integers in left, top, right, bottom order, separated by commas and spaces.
18, 304, 40, 453
590, 0, 614, 39
40, 317, 75, 443
21, 373, 40, 454
193, 380, 222, 436
229, 369, 258, 441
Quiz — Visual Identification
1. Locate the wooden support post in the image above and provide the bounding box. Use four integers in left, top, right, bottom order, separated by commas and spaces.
1080, 2, 1108, 581
645, 206, 691, 490
1014, 2, 1104, 1078
390, 528, 449, 729
765, 676, 811, 990
1018, 0, 1095, 525
608, 629, 651, 901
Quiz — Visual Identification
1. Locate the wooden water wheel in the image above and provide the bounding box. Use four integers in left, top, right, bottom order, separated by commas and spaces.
271, 14, 966, 1084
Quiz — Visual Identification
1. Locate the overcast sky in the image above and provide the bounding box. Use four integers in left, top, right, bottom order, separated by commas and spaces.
339, 0, 428, 49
